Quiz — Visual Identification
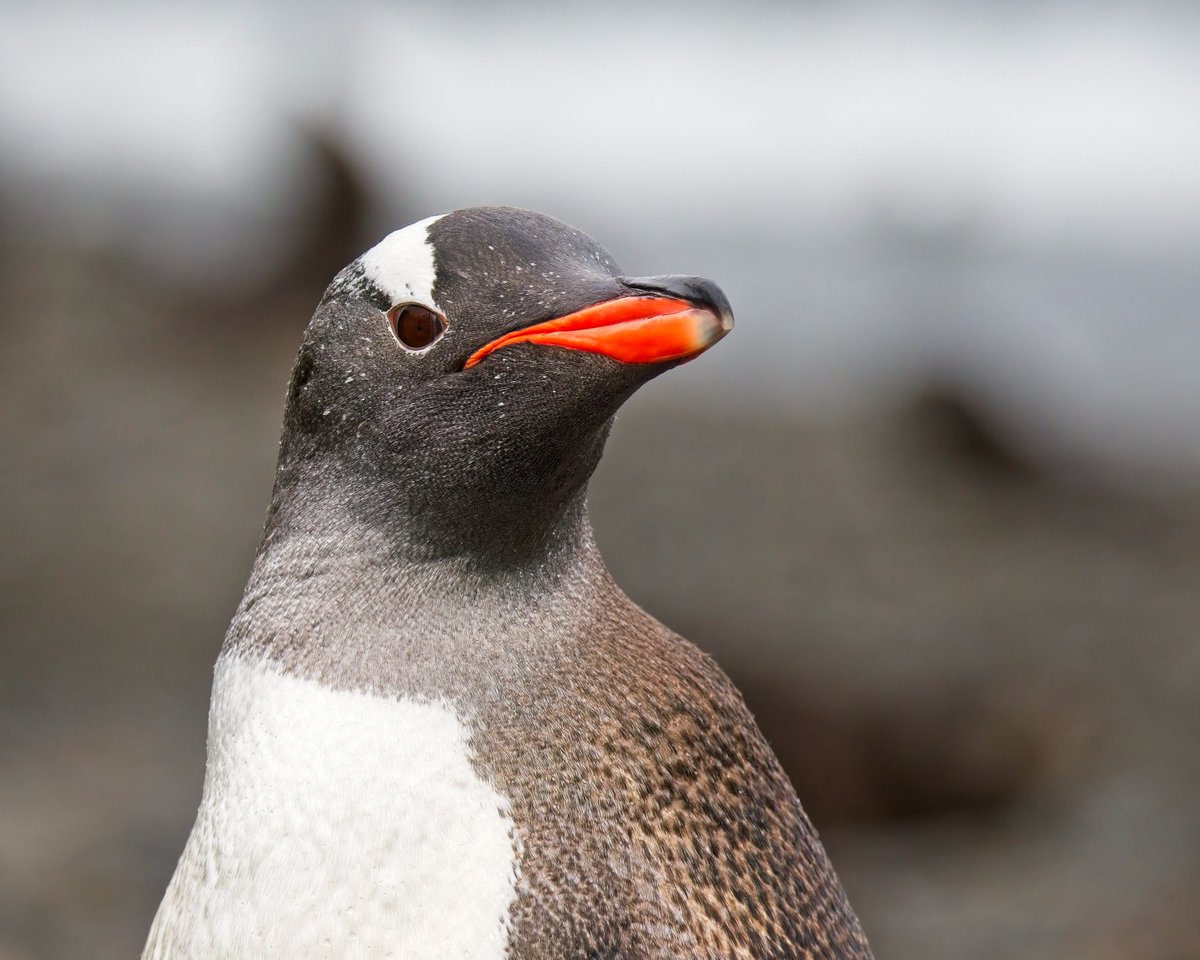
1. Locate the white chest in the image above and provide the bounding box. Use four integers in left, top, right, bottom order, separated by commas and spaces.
144, 656, 518, 959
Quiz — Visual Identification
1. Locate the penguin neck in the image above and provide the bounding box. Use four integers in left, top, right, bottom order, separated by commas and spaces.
223, 456, 616, 680
272, 390, 618, 569
260, 468, 600, 582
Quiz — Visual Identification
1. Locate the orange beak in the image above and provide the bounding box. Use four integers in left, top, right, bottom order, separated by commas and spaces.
463, 295, 732, 369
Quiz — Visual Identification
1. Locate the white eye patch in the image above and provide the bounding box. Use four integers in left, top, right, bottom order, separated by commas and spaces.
358, 214, 446, 311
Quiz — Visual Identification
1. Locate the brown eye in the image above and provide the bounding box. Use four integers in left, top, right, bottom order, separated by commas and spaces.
388, 304, 447, 350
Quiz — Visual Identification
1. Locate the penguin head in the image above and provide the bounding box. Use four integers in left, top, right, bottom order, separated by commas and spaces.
278, 206, 733, 564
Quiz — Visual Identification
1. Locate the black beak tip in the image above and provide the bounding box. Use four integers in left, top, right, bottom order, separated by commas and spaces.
620, 275, 735, 332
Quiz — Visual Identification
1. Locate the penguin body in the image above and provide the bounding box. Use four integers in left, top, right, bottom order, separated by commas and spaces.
145, 208, 873, 959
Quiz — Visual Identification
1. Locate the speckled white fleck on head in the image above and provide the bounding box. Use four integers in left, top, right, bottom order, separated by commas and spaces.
357, 214, 446, 309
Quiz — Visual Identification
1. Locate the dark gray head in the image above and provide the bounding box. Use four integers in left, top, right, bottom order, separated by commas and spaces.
270, 206, 732, 571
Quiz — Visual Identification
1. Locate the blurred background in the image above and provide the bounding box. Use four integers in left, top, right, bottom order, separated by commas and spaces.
2, 1, 1198, 957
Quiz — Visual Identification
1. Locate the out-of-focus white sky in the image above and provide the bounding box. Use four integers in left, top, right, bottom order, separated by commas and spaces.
5, 3, 1198, 246
3, 1, 1199, 477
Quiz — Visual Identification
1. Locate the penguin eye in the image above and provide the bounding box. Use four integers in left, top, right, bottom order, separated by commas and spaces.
388, 304, 447, 351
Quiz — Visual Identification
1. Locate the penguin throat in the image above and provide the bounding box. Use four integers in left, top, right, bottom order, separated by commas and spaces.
267, 428, 608, 579
240, 475, 609, 648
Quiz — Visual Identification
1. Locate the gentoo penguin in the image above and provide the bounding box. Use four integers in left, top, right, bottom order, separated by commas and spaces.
144, 207, 873, 960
